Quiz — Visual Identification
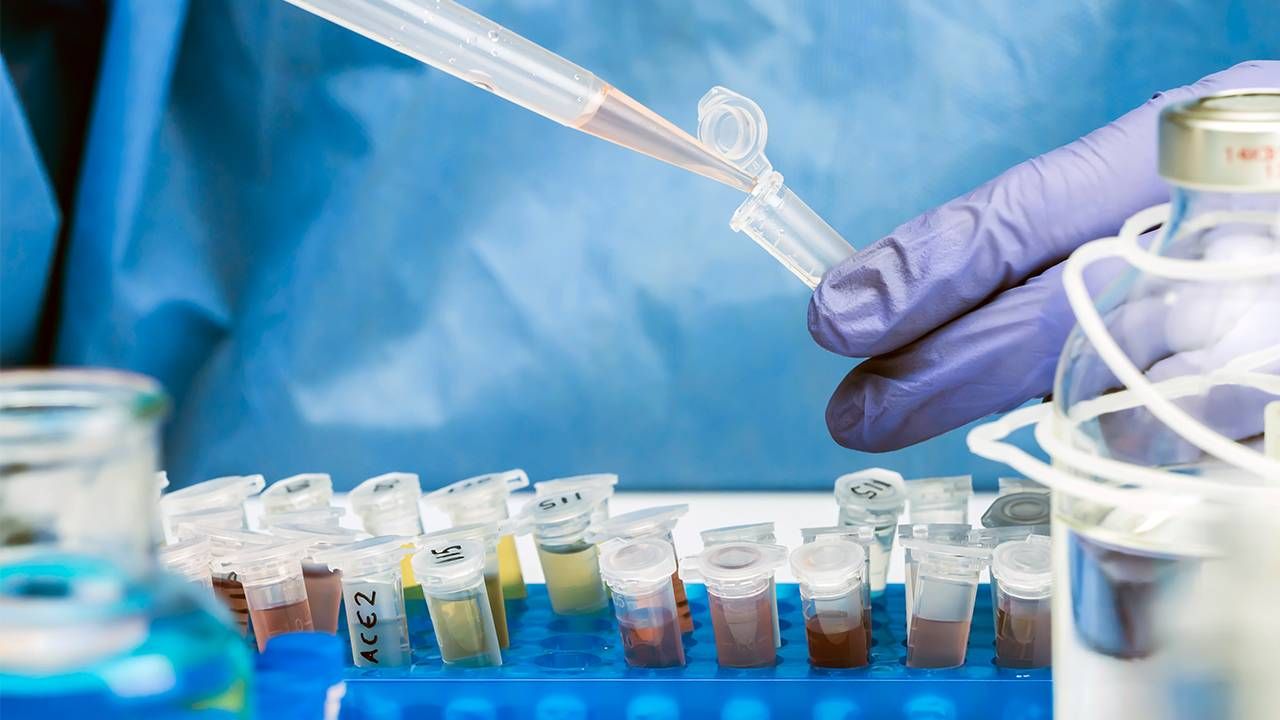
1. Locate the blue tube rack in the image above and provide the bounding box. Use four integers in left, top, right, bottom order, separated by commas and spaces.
341, 583, 1050, 720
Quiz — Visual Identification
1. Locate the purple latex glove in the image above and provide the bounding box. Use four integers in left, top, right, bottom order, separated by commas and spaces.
809, 61, 1280, 453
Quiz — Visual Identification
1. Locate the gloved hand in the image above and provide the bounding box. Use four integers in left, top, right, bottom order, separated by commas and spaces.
808, 60, 1280, 453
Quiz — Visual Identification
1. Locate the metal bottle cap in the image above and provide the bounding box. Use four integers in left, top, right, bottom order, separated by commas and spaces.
1158, 89, 1280, 191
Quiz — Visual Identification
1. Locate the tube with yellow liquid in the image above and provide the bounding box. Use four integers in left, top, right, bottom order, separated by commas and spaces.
425, 469, 529, 600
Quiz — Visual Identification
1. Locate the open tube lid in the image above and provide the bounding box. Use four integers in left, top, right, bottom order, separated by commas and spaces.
991, 535, 1053, 597
699, 521, 776, 546
419, 519, 513, 551
971, 525, 1051, 549
349, 472, 422, 518
424, 469, 529, 513
834, 468, 908, 515
313, 535, 413, 578
159, 536, 211, 574
586, 504, 688, 544
681, 542, 787, 584
517, 488, 609, 526
789, 538, 865, 593
534, 473, 619, 498
170, 506, 244, 540
598, 537, 677, 590
906, 476, 973, 509
160, 474, 265, 516
261, 506, 346, 528
411, 538, 486, 593
260, 473, 333, 517
800, 525, 875, 545
981, 492, 1051, 528
225, 538, 312, 587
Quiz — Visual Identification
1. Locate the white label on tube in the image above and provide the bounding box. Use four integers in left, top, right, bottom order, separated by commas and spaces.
343, 578, 411, 667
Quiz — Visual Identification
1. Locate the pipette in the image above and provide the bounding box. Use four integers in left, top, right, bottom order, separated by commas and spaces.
282, 0, 856, 287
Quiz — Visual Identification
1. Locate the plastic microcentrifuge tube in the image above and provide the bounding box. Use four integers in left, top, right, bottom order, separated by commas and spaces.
535, 473, 619, 526
315, 536, 414, 667
418, 521, 513, 648
905, 476, 973, 525
424, 469, 529, 600
799, 526, 876, 657
227, 540, 316, 651
412, 539, 503, 668
159, 536, 214, 591
349, 472, 425, 537
696, 86, 856, 287
349, 472, 426, 621
516, 490, 610, 615
197, 527, 276, 636
905, 554, 984, 669
970, 525, 1050, 631
981, 492, 1051, 529
259, 473, 334, 523
682, 542, 786, 668
270, 523, 364, 635
587, 505, 693, 633
990, 535, 1052, 669
789, 538, 869, 669
897, 524, 977, 639
833, 468, 908, 598
159, 474, 265, 541
699, 522, 781, 648
598, 538, 686, 668
997, 477, 1049, 496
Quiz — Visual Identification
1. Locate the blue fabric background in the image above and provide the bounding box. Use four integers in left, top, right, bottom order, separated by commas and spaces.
3, 1, 1277, 490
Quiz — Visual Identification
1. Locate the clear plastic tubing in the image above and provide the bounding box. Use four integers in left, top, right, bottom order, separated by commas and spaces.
789, 538, 869, 668
316, 536, 414, 667
598, 538, 686, 668
905, 553, 984, 669
586, 504, 693, 633
411, 539, 503, 668
228, 540, 316, 652
682, 542, 786, 668
699, 522, 781, 648
833, 468, 907, 598
281, 0, 753, 192
905, 476, 973, 525
516, 490, 609, 615
418, 521, 512, 648
259, 473, 334, 523
990, 536, 1052, 669
424, 469, 529, 601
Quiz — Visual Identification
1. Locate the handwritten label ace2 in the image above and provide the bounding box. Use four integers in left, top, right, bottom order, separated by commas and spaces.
353, 588, 381, 664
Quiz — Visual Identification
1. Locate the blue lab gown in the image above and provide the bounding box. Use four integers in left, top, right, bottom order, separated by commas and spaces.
2, 0, 1275, 490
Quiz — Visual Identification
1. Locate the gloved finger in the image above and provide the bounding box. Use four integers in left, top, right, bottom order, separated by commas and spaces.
824, 254, 1175, 452
809, 60, 1280, 359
